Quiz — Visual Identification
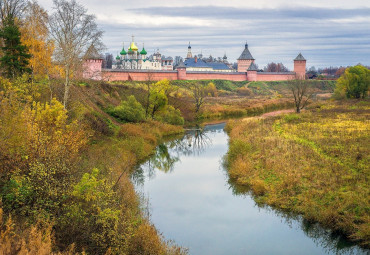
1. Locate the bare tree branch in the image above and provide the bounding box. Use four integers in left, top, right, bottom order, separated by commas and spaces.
0, 0, 27, 25
49, 0, 104, 109
288, 76, 314, 113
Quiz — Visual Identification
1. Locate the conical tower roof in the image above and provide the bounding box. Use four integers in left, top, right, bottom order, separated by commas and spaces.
238, 42, 254, 60
294, 53, 306, 61
177, 60, 186, 69
247, 62, 259, 71
84, 44, 103, 59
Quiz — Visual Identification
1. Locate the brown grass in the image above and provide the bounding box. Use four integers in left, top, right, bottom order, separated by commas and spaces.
226, 100, 370, 247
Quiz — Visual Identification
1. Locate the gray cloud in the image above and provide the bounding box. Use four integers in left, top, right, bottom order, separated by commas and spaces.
129, 6, 370, 20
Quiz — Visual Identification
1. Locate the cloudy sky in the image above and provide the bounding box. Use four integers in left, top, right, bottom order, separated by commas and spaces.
39, 0, 370, 69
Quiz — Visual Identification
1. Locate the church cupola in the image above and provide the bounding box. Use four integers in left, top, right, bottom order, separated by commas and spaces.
129, 35, 139, 51
140, 43, 147, 55
120, 43, 127, 56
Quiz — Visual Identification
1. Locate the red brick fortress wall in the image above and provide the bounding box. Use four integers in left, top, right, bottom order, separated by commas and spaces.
103, 70, 178, 81
101, 69, 299, 82
256, 72, 296, 81
186, 72, 247, 81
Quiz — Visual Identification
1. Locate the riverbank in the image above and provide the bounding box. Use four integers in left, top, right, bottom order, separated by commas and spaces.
225, 100, 370, 247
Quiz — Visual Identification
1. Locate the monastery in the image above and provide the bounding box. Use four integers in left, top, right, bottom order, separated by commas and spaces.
112, 36, 174, 71
83, 40, 306, 82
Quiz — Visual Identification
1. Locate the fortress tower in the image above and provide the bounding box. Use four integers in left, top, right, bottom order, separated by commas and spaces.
294, 53, 306, 79
237, 42, 255, 72
83, 44, 103, 80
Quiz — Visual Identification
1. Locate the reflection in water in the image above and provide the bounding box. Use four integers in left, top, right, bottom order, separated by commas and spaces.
134, 126, 213, 185
134, 123, 368, 255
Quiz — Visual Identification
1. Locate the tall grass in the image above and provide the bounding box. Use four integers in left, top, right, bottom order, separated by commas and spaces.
225, 100, 370, 247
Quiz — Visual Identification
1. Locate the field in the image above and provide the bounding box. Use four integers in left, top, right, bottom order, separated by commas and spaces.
108, 79, 335, 122
225, 100, 370, 246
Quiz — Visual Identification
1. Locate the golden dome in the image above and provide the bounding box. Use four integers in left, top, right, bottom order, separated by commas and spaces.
130, 41, 138, 51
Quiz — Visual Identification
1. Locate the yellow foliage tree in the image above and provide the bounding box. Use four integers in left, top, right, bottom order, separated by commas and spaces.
20, 1, 55, 79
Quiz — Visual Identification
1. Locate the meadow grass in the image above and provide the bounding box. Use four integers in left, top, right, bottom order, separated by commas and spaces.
225, 100, 370, 247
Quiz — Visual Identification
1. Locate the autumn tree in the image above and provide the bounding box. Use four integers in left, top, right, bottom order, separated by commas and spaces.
188, 82, 216, 114
147, 79, 171, 119
288, 78, 314, 113
20, 1, 55, 79
334, 65, 369, 99
49, 0, 104, 108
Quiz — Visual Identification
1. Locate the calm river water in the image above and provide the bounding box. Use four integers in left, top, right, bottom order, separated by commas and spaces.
133, 123, 368, 255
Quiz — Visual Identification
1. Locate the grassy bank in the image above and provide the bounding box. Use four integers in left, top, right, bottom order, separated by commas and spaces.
225, 100, 369, 247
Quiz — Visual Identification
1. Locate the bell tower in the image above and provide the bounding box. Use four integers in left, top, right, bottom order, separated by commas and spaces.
186, 42, 192, 59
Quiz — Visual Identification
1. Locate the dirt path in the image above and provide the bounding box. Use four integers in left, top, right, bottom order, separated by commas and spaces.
261, 109, 296, 117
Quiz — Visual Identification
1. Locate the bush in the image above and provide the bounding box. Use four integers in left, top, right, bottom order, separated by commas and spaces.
334, 65, 370, 99
110, 95, 146, 123
236, 87, 253, 96
154, 106, 184, 125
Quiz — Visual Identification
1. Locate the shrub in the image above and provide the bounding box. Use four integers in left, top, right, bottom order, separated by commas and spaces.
154, 106, 184, 125
236, 87, 253, 96
334, 65, 370, 99
110, 95, 146, 123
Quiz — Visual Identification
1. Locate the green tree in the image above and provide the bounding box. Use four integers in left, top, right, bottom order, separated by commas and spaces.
147, 79, 171, 119
0, 17, 31, 78
334, 65, 369, 99
154, 105, 184, 125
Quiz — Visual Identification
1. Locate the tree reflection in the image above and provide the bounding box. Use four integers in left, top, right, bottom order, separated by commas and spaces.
148, 144, 179, 174
171, 127, 212, 156
133, 126, 213, 185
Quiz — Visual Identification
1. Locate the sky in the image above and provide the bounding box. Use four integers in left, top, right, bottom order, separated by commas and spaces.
39, 0, 370, 69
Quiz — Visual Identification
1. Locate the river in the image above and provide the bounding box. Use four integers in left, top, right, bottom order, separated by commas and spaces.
133, 123, 368, 255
